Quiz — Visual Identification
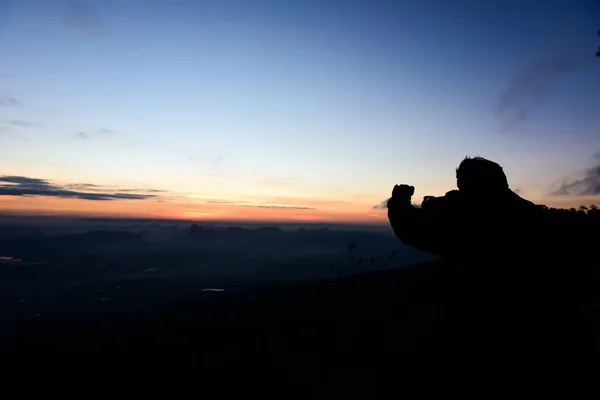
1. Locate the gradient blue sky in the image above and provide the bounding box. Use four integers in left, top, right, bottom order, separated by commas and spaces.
0, 0, 599, 221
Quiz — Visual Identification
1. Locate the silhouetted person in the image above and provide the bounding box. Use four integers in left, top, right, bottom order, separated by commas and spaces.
387, 156, 598, 366
388, 156, 540, 265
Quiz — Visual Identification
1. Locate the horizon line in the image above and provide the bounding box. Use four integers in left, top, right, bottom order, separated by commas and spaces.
0, 211, 390, 227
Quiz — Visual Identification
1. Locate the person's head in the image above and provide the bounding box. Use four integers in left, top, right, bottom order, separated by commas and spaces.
456, 156, 509, 197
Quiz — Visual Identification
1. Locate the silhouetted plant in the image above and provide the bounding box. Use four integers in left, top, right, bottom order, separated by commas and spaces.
383, 250, 397, 269
327, 242, 358, 279
328, 243, 405, 279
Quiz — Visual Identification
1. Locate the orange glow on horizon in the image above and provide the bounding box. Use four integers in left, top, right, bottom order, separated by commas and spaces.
0, 195, 388, 224
1, 192, 594, 224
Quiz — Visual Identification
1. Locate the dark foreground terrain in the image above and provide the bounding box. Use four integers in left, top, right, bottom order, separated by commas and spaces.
1, 214, 599, 395
2, 260, 600, 396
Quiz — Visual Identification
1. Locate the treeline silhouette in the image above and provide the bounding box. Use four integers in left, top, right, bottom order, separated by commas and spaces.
539, 204, 599, 217
537, 204, 600, 236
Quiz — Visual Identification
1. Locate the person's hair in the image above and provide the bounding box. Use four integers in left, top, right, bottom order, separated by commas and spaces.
456, 156, 509, 194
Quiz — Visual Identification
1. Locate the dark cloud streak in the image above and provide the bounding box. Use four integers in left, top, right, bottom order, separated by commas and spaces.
0, 175, 162, 201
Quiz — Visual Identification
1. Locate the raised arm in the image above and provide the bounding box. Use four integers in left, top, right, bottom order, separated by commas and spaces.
387, 185, 446, 256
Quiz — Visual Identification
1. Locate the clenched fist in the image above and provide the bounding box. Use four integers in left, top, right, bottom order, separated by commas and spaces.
387, 184, 415, 209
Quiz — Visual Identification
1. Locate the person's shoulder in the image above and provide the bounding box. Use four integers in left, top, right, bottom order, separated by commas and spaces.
442, 190, 462, 206
507, 190, 539, 209
444, 190, 460, 198
422, 190, 462, 211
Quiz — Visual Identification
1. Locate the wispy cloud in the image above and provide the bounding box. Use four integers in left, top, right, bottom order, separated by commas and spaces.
9, 120, 39, 127
202, 199, 237, 204
0, 97, 18, 108
118, 188, 167, 193
551, 161, 600, 196
64, 0, 105, 38
239, 204, 314, 210
191, 197, 315, 210
64, 183, 106, 190
373, 198, 423, 210
496, 46, 592, 125
75, 128, 117, 140
372, 199, 389, 210
0, 175, 164, 201
63, 184, 167, 194
97, 128, 116, 134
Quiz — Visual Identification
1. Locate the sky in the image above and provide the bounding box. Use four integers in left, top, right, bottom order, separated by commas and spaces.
0, 0, 599, 223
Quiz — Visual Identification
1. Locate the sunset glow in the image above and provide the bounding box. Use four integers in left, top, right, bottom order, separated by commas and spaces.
0, 0, 598, 223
